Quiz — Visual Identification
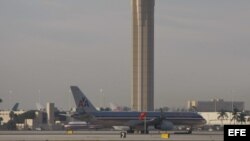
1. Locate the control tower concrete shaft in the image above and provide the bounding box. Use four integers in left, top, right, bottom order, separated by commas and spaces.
132, 0, 155, 111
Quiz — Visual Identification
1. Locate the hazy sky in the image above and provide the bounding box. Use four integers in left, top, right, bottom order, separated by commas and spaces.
1, 0, 250, 110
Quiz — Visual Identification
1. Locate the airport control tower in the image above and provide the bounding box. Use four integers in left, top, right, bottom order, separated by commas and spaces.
132, 0, 155, 111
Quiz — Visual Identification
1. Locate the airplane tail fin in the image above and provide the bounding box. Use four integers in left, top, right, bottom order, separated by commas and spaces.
70, 86, 97, 113
12, 103, 19, 111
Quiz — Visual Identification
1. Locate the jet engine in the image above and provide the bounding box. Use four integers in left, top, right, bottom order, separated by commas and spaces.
154, 121, 174, 131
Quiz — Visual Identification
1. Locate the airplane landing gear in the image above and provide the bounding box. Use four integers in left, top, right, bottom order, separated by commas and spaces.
127, 127, 134, 134
127, 127, 149, 134
141, 130, 149, 134
187, 126, 193, 134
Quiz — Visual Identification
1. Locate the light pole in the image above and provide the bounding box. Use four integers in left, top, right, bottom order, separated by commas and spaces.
144, 115, 146, 134
38, 89, 41, 104
100, 89, 104, 108
9, 90, 12, 106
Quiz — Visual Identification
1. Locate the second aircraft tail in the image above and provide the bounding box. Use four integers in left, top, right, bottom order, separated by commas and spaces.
12, 103, 19, 111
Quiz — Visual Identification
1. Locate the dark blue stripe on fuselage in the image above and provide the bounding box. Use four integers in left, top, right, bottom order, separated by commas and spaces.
84, 111, 205, 127
90, 111, 202, 118
88, 111, 204, 122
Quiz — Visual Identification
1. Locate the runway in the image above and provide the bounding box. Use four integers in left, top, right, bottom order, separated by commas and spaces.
0, 131, 223, 141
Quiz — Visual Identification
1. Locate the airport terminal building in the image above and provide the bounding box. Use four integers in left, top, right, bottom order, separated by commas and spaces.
188, 99, 246, 126
187, 99, 244, 112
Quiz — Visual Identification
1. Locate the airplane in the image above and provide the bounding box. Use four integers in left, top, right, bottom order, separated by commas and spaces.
11, 103, 19, 111
64, 121, 88, 130
70, 86, 206, 134
64, 121, 102, 130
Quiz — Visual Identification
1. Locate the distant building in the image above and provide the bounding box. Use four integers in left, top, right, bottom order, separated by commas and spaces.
188, 99, 244, 112
0, 110, 25, 124
200, 112, 237, 125
46, 103, 55, 126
